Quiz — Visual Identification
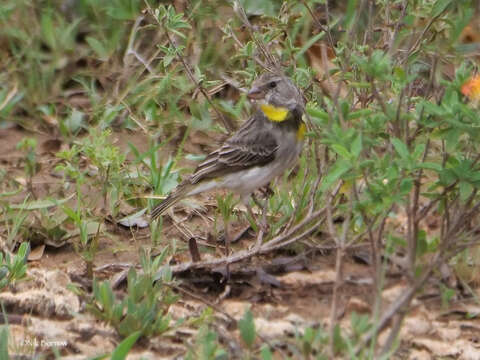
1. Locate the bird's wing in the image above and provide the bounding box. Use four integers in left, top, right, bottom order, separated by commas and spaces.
190, 115, 278, 184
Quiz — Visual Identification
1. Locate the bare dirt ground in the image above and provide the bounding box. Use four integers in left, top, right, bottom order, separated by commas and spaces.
1, 126, 480, 359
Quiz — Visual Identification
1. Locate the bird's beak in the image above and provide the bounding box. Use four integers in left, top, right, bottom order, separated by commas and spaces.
247, 87, 264, 100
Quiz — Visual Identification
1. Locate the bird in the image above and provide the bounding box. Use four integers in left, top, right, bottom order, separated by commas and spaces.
150, 72, 306, 227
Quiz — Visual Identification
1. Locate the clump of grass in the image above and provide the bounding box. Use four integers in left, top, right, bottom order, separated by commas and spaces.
86, 248, 178, 338
0, 242, 29, 290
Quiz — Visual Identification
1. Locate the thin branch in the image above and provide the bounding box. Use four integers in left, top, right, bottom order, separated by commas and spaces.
354, 253, 441, 355
144, 2, 236, 132
387, 1, 408, 56
402, 7, 449, 63
232, 1, 280, 71
158, 205, 328, 275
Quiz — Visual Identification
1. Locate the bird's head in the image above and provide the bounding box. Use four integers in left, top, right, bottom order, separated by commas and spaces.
247, 73, 304, 122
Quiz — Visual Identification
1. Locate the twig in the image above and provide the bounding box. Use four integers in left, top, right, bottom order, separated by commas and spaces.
124, 15, 154, 74
402, 7, 449, 63
387, 1, 408, 56
260, 215, 326, 252
0, 83, 18, 112
156, 206, 327, 275
173, 285, 236, 324
253, 199, 268, 250
325, 187, 339, 356
354, 253, 440, 355
232, 1, 280, 71
121, 100, 149, 135
301, 0, 335, 52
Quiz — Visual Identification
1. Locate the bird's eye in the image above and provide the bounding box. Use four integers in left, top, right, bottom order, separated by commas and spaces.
268, 81, 277, 89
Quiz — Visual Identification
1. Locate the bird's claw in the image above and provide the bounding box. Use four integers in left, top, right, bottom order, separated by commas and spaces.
259, 185, 274, 199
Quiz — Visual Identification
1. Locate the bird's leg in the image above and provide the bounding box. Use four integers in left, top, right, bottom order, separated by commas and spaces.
245, 202, 259, 228
259, 184, 274, 199
251, 193, 269, 234
251, 193, 264, 209
241, 194, 259, 230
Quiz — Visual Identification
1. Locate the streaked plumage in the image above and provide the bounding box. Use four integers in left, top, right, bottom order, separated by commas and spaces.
151, 73, 305, 220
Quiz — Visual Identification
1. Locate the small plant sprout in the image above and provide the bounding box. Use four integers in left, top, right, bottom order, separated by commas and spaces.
16, 138, 38, 198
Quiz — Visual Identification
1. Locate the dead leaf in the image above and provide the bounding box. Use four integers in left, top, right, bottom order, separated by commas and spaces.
14, 177, 27, 186
28, 244, 45, 261
117, 209, 149, 228
345, 298, 371, 314
410, 338, 480, 360
254, 317, 296, 339
382, 283, 419, 307
435, 323, 461, 342
41, 139, 62, 153
400, 316, 432, 341
408, 349, 432, 360
41, 114, 59, 127
222, 300, 251, 319
412, 338, 459, 357
278, 269, 336, 286
306, 42, 348, 99
440, 303, 480, 319
460, 341, 480, 360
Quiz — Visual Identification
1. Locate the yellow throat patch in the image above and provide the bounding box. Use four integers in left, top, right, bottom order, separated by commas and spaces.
260, 104, 289, 122
297, 123, 306, 140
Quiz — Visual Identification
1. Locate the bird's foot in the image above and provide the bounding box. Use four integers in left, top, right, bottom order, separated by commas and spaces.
259, 185, 274, 199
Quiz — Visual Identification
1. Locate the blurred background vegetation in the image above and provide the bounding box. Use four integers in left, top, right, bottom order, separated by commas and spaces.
0, 0, 317, 132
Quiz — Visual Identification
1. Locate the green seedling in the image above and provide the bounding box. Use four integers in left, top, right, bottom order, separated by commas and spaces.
0, 242, 29, 290
87, 248, 178, 338
16, 138, 38, 198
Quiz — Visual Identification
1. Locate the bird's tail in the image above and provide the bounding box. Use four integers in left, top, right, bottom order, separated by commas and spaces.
150, 183, 192, 220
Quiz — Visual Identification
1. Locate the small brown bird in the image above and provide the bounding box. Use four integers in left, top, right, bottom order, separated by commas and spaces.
151, 73, 305, 223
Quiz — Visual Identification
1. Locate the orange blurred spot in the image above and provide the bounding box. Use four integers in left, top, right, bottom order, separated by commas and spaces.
461, 76, 480, 100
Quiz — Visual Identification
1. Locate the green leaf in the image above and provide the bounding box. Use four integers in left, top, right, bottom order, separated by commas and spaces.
41, 10, 56, 50
351, 134, 362, 158
418, 162, 443, 172
459, 181, 473, 202
0, 327, 8, 360
391, 138, 409, 159
451, 7, 473, 42
295, 31, 325, 60
399, 178, 413, 194
412, 144, 426, 160
331, 144, 351, 159
416, 230, 428, 257
394, 67, 406, 83
110, 331, 142, 360
16, 243, 30, 264
86, 37, 109, 60
332, 324, 346, 353
260, 344, 273, 360
320, 159, 352, 192
347, 108, 373, 120
63, 108, 85, 134
10, 194, 74, 210
307, 107, 329, 123
344, 0, 357, 28
238, 309, 256, 348
240, 0, 279, 16
431, 0, 451, 18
